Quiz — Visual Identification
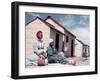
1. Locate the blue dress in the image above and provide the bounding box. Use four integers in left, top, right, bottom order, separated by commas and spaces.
47, 46, 67, 64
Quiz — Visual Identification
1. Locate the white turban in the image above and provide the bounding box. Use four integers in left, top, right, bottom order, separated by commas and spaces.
49, 38, 54, 43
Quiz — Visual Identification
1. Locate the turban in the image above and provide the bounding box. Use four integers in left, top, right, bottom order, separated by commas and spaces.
49, 38, 54, 43
36, 31, 43, 37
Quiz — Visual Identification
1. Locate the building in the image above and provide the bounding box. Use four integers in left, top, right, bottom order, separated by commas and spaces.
82, 44, 90, 57
75, 39, 90, 57
25, 16, 76, 58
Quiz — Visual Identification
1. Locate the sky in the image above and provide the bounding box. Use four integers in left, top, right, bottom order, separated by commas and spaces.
25, 12, 90, 45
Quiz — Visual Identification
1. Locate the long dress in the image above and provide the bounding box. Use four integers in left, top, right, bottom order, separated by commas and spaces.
47, 46, 67, 64
26, 39, 48, 66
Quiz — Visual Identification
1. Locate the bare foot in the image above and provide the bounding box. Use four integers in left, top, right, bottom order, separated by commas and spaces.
68, 59, 76, 66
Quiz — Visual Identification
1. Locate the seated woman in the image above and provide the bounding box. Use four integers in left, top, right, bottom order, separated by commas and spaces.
47, 39, 76, 65
27, 31, 48, 66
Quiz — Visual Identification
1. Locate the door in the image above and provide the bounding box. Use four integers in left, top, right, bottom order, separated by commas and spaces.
71, 39, 74, 57
55, 33, 59, 51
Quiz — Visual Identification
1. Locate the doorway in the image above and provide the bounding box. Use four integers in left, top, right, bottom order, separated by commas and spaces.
55, 33, 59, 51
71, 39, 74, 57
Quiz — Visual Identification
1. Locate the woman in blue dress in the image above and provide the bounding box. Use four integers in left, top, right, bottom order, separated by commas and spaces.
47, 39, 76, 65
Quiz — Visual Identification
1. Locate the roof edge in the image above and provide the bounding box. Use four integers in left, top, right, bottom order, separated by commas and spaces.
45, 16, 76, 38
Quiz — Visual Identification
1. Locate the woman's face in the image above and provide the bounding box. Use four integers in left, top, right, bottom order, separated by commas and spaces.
37, 32, 43, 39
50, 42, 54, 47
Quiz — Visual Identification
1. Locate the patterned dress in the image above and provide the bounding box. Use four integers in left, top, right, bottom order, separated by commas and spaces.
26, 39, 48, 66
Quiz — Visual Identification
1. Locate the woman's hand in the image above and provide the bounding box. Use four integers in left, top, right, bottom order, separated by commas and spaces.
39, 54, 45, 59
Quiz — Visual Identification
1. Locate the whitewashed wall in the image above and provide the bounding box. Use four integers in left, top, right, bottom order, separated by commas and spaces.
46, 18, 65, 33
75, 39, 83, 57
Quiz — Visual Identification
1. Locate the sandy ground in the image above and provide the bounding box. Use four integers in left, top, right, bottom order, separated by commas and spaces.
26, 57, 90, 68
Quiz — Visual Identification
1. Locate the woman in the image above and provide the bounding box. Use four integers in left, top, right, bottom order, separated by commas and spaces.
47, 39, 76, 65
27, 31, 48, 66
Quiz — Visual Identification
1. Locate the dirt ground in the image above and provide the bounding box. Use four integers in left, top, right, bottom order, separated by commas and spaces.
26, 57, 90, 68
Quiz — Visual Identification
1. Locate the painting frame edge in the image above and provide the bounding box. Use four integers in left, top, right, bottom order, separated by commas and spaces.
11, 1, 98, 79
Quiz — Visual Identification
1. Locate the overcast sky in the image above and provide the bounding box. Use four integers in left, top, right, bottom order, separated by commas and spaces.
25, 12, 90, 45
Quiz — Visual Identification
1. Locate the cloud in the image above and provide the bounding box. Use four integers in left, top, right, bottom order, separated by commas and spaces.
25, 12, 40, 24
26, 12, 40, 17
58, 15, 89, 29
71, 27, 90, 45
